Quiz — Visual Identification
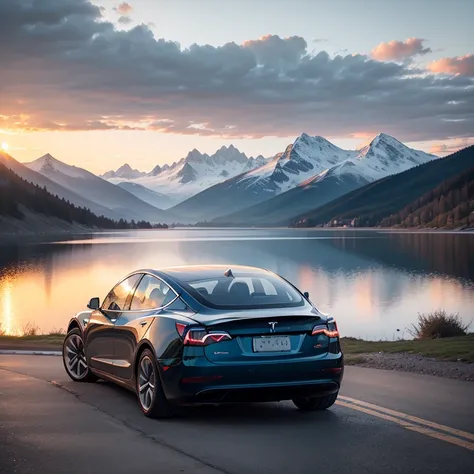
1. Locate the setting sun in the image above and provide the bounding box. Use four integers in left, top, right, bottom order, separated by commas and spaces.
1, 142, 8, 151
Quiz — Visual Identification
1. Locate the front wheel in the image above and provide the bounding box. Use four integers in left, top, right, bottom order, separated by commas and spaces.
293, 392, 338, 411
136, 349, 175, 418
62, 328, 98, 383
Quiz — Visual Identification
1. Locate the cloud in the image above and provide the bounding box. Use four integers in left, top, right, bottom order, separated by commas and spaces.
118, 16, 133, 25
114, 2, 133, 16
430, 138, 474, 155
243, 35, 308, 69
0, 0, 473, 143
429, 143, 448, 154
371, 38, 432, 61
428, 54, 474, 77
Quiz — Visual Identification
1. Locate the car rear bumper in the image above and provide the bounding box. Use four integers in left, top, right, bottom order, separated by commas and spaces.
193, 380, 340, 403
160, 352, 343, 404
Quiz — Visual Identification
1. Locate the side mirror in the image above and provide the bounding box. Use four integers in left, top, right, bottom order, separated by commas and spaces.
87, 297, 100, 310
303, 291, 310, 299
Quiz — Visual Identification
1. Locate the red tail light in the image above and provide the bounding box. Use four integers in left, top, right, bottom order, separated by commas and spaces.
176, 324, 232, 346
175, 323, 187, 337
322, 367, 343, 374
312, 320, 339, 338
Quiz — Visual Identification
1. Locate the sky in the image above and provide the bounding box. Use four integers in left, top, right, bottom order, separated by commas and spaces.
1, 0, 473, 173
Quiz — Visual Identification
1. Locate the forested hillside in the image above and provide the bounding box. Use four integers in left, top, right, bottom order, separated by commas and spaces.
379, 167, 474, 228
291, 146, 474, 229
0, 163, 161, 231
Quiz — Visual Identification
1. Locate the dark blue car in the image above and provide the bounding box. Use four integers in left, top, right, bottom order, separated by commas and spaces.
63, 265, 344, 418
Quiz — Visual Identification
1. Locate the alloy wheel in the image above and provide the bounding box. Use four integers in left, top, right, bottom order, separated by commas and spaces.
138, 355, 156, 411
64, 334, 88, 380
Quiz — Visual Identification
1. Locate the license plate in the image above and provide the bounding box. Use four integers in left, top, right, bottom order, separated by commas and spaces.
253, 336, 291, 352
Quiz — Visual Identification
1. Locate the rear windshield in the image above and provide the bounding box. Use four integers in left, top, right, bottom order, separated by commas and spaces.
184, 273, 304, 309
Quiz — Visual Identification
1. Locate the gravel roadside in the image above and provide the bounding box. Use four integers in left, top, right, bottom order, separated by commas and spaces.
346, 352, 474, 381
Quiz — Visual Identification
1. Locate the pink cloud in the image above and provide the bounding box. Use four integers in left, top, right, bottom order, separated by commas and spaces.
371, 38, 431, 61
114, 2, 133, 16
428, 54, 474, 77
429, 138, 474, 155
429, 143, 448, 154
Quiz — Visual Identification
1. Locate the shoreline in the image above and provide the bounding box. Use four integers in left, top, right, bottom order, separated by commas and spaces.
0, 229, 96, 244
1, 226, 473, 244
1, 334, 472, 381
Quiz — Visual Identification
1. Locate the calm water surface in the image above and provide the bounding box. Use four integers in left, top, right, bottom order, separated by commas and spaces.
0, 228, 473, 339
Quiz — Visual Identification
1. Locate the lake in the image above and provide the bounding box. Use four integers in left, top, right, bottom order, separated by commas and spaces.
0, 228, 473, 340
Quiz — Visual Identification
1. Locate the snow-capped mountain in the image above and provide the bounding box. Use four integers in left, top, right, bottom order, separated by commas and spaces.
25, 154, 176, 223
101, 163, 146, 180
171, 133, 356, 221
238, 133, 356, 194
211, 133, 437, 226
350, 133, 435, 180
103, 145, 268, 204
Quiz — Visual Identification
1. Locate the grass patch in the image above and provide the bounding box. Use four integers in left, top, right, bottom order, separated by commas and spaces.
341, 334, 474, 363
408, 311, 471, 339
0, 323, 65, 351
0, 334, 64, 350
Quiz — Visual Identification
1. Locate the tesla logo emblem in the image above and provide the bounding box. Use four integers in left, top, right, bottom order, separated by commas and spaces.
268, 321, 278, 333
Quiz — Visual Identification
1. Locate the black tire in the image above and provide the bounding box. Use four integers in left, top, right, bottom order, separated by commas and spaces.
62, 328, 98, 383
136, 349, 175, 418
293, 392, 339, 411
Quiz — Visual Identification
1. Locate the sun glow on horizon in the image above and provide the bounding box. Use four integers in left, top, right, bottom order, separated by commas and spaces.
1, 142, 8, 152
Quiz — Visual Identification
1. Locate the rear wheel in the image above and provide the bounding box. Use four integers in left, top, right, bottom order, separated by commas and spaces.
293, 392, 338, 411
63, 328, 98, 383
136, 349, 174, 418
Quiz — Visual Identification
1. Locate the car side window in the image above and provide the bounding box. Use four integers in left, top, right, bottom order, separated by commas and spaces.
102, 274, 142, 311
130, 274, 174, 310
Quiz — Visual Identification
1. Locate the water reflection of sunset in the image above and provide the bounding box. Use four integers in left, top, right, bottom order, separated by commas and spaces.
427, 277, 471, 309
0, 262, 115, 334
353, 275, 377, 315
0, 280, 14, 335
292, 264, 473, 339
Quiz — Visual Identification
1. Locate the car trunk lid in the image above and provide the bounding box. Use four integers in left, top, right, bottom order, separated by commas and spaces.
200, 315, 330, 364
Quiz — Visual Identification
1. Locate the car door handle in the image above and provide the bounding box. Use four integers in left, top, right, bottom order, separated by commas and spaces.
140, 321, 148, 327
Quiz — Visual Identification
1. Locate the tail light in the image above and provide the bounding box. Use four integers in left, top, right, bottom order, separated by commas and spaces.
175, 323, 187, 337
312, 319, 339, 338
176, 323, 232, 346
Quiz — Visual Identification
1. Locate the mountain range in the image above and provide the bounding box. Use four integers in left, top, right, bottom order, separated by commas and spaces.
290, 145, 474, 228
102, 145, 268, 206
175, 133, 435, 224
25, 154, 177, 223
5, 132, 459, 231
0, 152, 177, 223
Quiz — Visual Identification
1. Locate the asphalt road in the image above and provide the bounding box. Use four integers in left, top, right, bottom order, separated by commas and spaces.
0, 355, 473, 474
